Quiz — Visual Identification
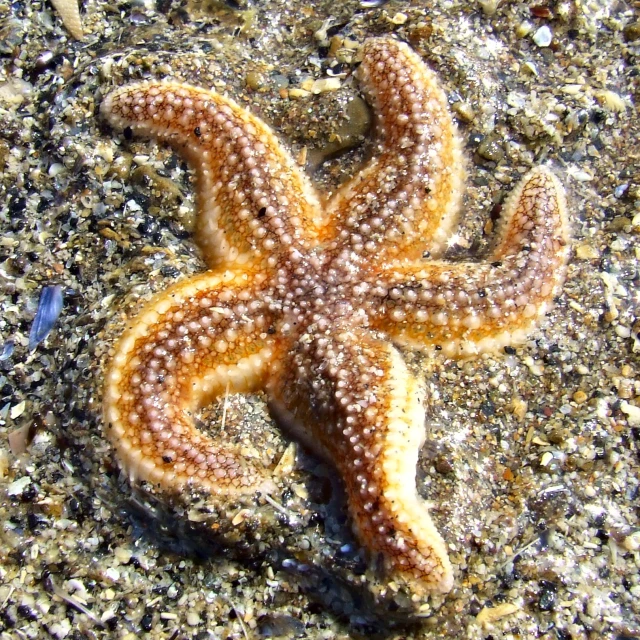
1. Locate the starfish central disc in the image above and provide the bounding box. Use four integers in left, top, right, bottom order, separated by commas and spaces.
101, 37, 570, 596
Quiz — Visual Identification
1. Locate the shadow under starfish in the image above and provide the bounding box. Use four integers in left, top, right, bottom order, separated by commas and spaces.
116, 467, 439, 636
100, 35, 570, 601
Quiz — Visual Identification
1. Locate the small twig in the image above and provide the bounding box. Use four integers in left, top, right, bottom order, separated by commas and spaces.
263, 493, 294, 518
1, 585, 14, 608
220, 381, 230, 432
225, 598, 249, 640
50, 581, 104, 627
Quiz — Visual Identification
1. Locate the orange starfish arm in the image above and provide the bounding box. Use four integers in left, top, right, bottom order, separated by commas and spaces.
51, 0, 83, 39
269, 327, 453, 595
101, 82, 324, 269
103, 269, 278, 495
367, 167, 570, 356
323, 38, 465, 260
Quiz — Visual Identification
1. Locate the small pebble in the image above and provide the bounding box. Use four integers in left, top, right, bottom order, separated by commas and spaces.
10, 400, 26, 419
478, 0, 499, 16
476, 602, 519, 624
572, 390, 588, 404
310, 77, 341, 94
7, 476, 32, 496
288, 88, 311, 99
538, 581, 557, 611
186, 611, 201, 626
477, 137, 504, 162
435, 456, 454, 475
575, 243, 600, 260
615, 325, 631, 339
623, 21, 640, 41
245, 71, 266, 91
533, 25, 552, 47
48, 162, 65, 177
516, 20, 534, 37
622, 532, 640, 551
540, 451, 554, 467
596, 90, 626, 113
621, 401, 640, 426
452, 100, 475, 122
387, 12, 407, 25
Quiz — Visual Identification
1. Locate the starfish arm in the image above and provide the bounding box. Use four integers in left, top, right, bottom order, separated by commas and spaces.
269, 327, 453, 595
366, 167, 570, 357
101, 82, 324, 269
103, 268, 279, 495
51, 0, 83, 39
323, 37, 465, 260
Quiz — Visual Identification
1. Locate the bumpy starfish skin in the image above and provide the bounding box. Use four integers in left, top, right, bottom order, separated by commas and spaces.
102, 37, 569, 596
51, 0, 83, 39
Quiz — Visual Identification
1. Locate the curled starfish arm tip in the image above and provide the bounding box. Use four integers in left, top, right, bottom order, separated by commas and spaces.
101, 34, 569, 598
371, 164, 569, 358
269, 331, 455, 594
101, 80, 324, 269
103, 270, 280, 496
325, 37, 466, 260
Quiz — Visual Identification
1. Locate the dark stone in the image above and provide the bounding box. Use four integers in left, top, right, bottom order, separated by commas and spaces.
538, 580, 557, 611
140, 611, 153, 631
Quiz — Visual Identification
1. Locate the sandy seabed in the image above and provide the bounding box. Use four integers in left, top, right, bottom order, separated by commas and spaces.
0, 0, 638, 638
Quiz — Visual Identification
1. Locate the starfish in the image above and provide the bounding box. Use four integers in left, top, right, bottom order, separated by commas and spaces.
101, 36, 569, 596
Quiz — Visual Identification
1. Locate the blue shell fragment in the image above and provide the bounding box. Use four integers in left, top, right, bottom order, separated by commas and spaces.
0, 340, 14, 361
28, 285, 63, 350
